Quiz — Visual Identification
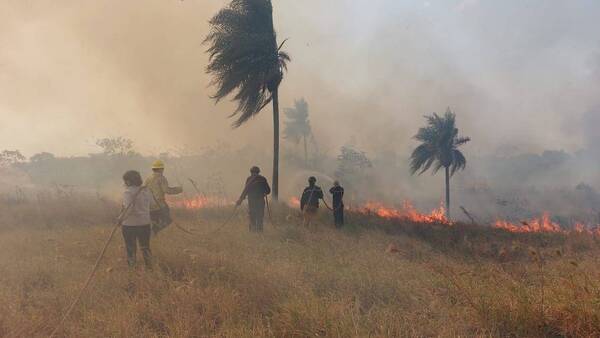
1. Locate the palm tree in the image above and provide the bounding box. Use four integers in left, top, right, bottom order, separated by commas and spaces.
284, 98, 312, 165
205, 0, 290, 201
410, 108, 470, 219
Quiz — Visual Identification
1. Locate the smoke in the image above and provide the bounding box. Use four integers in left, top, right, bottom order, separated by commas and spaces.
1, 0, 600, 220
0, 0, 262, 155
0, 0, 598, 156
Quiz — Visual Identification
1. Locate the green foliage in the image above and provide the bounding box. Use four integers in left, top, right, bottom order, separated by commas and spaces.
337, 146, 372, 172
410, 108, 470, 176
95, 137, 138, 156
335, 145, 372, 190
30, 152, 55, 163
283, 98, 311, 144
204, 0, 290, 127
0, 150, 26, 168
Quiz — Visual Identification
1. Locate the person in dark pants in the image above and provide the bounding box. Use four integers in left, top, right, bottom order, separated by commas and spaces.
236, 166, 271, 232
121, 170, 153, 269
329, 181, 345, 228
300, 176, 324, 227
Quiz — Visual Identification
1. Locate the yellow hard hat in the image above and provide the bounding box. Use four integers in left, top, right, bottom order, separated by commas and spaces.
151, 160, 165, 169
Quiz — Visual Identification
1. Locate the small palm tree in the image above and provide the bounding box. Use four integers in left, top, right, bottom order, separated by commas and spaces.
410, 108, 470, 219
284, 98, 312, 165
205, 0, 290, 201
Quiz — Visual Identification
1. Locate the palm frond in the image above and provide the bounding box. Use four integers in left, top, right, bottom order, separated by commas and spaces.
410, 108, 469, 176
410, 144, 436, 175
205, 0, 289, 128
277, 38, 289, 51
454, 136, 471, 147
431, 160, 444, 175
450, 149, 467, 176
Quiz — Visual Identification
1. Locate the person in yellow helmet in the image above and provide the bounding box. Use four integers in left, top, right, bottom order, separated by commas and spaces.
144, 160, 183, 234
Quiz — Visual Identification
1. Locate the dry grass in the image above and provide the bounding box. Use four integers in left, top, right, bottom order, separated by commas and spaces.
1, 196, 600, 337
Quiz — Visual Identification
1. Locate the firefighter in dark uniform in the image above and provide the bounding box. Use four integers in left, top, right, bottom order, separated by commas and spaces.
300, 176, 324, 227
236, 166, 271, 232
329, 180, 345, 228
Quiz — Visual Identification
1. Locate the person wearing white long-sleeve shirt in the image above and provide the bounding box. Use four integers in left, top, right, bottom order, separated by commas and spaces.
121, 170, 152, 268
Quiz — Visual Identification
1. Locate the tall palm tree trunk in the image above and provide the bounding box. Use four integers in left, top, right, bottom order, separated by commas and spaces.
445, 166, 450, 219
272, 87, 280, 201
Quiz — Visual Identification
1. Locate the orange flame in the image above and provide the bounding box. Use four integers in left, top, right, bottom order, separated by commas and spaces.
359, 200, 451, 225
493, 213, 600, 235
573, 223, 587, 233
175, 194, 600, 237
169, 195, 231, 209
493, 212, 562, 233
286, 197, 449, 224
288, 196, 300, 208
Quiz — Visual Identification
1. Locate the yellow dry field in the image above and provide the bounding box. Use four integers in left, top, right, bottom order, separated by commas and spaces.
1, 199, 599, 337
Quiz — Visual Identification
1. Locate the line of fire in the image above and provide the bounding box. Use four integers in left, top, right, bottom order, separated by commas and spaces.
168, 195, 600, 236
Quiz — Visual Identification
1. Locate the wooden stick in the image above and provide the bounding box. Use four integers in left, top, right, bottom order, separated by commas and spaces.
460, 206, 477, 224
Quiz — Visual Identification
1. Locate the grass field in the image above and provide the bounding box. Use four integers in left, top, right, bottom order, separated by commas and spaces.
1, 195, 600, 337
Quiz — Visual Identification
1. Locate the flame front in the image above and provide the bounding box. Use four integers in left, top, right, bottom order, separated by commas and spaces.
360, 200, 450, 225
493, 212, 562, 233
174, 194, 600, 237
493, 213, 600, 235
286, 197, 449, 224
170, 195, 231, 209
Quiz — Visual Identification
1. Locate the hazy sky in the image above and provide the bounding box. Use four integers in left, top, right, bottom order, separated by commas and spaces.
0, 0, 599, 157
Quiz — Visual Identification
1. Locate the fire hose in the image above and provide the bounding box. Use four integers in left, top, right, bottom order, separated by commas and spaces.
172, 205, 240, 239
49, 186, 147, 338
300, 186, 340, 213
188, 177, 208, 200
46, 178, 334, 336
322, 198, 343, 213
170, 175, 260, 238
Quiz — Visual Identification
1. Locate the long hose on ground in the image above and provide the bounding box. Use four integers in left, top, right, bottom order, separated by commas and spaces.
49, 186, 147, 338
170, 175, 261, 238
172, 204, 240, 239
